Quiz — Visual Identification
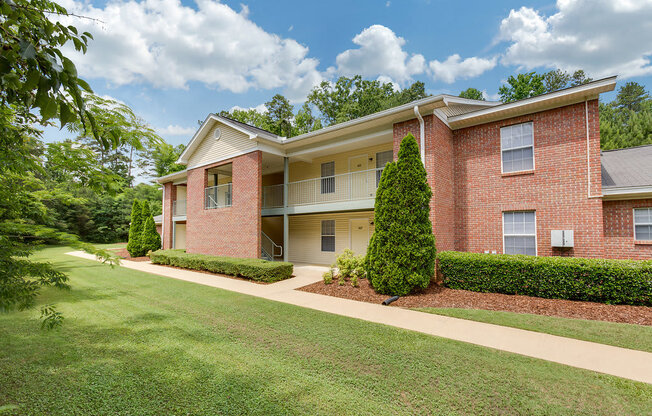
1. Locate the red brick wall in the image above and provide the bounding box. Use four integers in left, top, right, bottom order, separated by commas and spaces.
162, 182, 175, 249
453, 100, 604, 257
603, 199, 652, 260
184, 151, 262, 258
393, 114, 455, 251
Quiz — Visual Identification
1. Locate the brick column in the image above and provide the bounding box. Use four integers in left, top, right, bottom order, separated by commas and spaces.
162, 182, 176, 249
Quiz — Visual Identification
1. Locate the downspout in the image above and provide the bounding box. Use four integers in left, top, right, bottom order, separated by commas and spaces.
414, 105, 425, 164
161, 185, 165, 248
585, 100, 602, 199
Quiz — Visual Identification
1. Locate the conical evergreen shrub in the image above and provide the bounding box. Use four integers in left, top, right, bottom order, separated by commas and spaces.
140, 201, 161, 253
126, 199, 144, 257
366, 133, 436, 295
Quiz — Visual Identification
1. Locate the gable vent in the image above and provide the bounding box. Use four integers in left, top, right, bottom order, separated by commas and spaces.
214, 128, 221, 140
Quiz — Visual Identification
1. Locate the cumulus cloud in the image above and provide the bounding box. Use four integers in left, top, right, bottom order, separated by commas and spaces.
155, 125, 197, 136
498, 0, 652, 78
56, 0, 322, 99
335, 25, 426, 85
428, 54, 497, 83
229, 103, 268, 113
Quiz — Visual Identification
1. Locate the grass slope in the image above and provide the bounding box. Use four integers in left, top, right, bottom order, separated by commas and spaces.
0, 246, 650, 415
416, 308, 652, 353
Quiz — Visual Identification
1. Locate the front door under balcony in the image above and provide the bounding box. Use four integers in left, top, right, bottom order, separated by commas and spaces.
350, 218, 370, 255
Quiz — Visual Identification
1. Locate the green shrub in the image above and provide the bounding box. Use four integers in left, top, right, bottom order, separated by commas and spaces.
150, 250, 294, 283
338, 273, 346, 286
323, 270, 333, 284
438, 251, 652, 306
366, 134, 437, 296
336, 249, 365, 278
351, 274, 359, 288
126, 199, 144, 257
140, 201, 161, 253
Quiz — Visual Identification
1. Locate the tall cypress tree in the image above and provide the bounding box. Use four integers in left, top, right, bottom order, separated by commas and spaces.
366, 134, 436, 295
126, 199, 143, 257
140, 201, 161, 253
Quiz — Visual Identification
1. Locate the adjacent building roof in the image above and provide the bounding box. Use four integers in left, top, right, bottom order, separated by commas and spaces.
601, 145, 652, 188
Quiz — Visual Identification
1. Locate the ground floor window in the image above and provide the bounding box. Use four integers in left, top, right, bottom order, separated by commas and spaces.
503, 211, 536, 255
634, 208, 652, 240
321, 219, 335, 252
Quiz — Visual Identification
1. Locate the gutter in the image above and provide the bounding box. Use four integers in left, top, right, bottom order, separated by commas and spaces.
413, 105, 425, 163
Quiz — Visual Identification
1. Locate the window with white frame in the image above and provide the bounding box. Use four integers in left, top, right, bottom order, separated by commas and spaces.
634, 208, 652, 241
501, 122, 534, 173
376, 150, 393, 185
503, 211, 537, 255
321, 220, 336, 252
320, 161, 335, 194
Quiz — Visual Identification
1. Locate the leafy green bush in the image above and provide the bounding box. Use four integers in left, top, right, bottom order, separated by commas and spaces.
336, 249, 365, 279
322, 270, 333, 284
438, 251, 652, 306
150, 250, 294, 283
351, 274, 359, 288
366, 134, 437, 296
126, 199, 144, 257
140, 201, 161, 253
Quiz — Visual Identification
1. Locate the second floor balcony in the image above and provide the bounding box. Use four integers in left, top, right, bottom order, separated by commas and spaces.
205, 183, 233, 209
173, 199, 186, 216
262, 167, 383, 211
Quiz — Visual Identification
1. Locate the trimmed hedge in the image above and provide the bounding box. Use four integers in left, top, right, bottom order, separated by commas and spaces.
438, 251, 652, 306
150, 249, 293, 283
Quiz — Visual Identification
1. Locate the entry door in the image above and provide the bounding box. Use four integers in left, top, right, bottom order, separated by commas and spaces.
350, 219, 370, 255
349, 155, 369, 199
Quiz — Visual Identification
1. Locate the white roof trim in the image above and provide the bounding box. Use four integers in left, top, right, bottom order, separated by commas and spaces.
448, 76, 617, 128
155, 169, 188, 184
602, 185, 652, 200
177, 114, 281, 165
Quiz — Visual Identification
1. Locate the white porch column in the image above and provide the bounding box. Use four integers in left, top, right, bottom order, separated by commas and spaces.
283, 156, 289, 262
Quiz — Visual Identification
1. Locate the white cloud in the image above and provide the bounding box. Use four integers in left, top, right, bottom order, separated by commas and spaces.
428, 54, 497, 83
335, 25, 426, 85
155, 124, 196, 136
56, 0, 322, 99
229, 103, 268, 113
498, 0, 652, 78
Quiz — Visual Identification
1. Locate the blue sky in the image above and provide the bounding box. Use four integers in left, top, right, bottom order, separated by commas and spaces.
46, 0, 652, 146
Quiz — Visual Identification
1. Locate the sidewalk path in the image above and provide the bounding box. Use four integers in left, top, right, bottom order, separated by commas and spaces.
68, 251, 652, 384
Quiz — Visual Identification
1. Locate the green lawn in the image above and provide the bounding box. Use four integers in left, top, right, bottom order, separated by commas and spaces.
416, 308, 652, 353
1, 247, 651, 415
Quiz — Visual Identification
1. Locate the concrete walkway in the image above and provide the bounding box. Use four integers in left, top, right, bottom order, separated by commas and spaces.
67, 251, 652, 384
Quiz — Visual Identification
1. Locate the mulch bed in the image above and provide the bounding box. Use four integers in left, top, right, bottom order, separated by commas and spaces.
298, 278, 652, 326
109, 248, 151, 262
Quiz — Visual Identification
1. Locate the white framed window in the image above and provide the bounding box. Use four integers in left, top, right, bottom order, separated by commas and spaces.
376, 150, 393, 185
320, 161, 335, 194
503, 211, 537, 255
321, 220, 335, 252
501, 122, 534, 173
634, 208, 652, 241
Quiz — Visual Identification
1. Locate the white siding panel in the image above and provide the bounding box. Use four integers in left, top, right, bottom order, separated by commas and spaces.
288, 211, 374, 265
187, 121, 255, 168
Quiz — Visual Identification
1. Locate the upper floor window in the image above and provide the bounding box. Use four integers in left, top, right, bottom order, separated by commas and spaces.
634, 208, 652, 241
503, 211, 537, 255
321, 161, 335, 194
376, 150, 393, 185
501, 122, 534, 173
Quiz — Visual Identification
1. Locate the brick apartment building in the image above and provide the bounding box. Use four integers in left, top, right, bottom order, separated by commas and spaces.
157, 76, 652, 264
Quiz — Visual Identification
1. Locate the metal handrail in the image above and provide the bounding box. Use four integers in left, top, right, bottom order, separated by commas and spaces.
261, 231, 282, 258
204, 183, 232, 209
172, 200, 187, 216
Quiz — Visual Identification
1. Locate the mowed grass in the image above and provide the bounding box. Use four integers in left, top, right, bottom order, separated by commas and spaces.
416, 308, 652, 353
0, 247, 650, 415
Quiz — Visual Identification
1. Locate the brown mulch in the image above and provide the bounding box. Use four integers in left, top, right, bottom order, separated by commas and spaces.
109, 248, 151, 262
298, 278, 652, 326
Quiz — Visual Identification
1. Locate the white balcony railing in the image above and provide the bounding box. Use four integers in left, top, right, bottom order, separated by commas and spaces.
262, 167, 383, 209
204, 183, 232, 209
172, 200, 186, 216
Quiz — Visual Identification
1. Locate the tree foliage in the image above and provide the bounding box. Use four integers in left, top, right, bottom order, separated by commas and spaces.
600, 82, 652, 150
139, 200, 161, 254
499, 69, 593, 103
126, 200, 144, 257
459, 88, 484, 100
219, 75, 426, 138
366, 134, 437, 296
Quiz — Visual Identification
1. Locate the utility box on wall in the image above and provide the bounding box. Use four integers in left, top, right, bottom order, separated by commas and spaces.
551, 230, 574, 248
